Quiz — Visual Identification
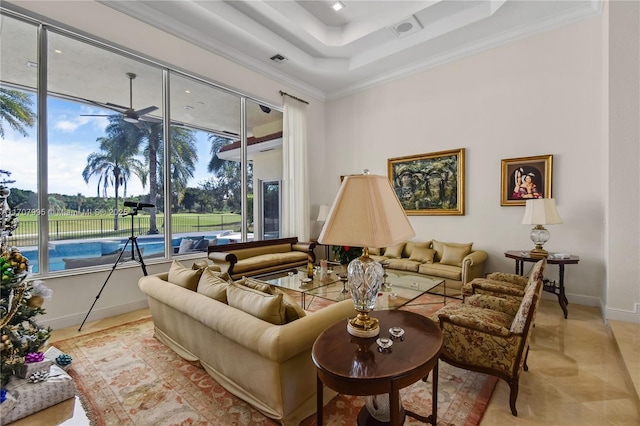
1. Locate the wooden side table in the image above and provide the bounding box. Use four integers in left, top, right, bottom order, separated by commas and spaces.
504, 251, 580, 318
312, 310, 443, 425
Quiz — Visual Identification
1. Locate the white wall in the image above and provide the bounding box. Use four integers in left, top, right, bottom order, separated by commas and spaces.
607, 0, 640, 322
321, 15, 608, 311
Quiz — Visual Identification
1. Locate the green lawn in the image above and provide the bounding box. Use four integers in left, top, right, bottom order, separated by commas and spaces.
10, 212, 242, 246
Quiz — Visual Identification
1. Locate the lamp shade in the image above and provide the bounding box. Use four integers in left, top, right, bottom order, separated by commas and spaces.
316, 204, 330, 222
522, 198, 562, 225
318, 174, 415, 248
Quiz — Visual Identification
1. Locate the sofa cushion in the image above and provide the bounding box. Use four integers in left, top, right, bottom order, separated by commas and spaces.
383, 242, 405, 259
236, 276, 274, 294
403, 240, 431, 258
197, 268, 229, 302
177, 238, 195, 254
368, 247, 381, 256
226, 282, 286, 325
273, 288, 306, 323
432, 240, 473, 262
419, 262, 462, 281
440, 243, 472, 267
233, 252, 308, 275
409, 247, 436, 263
384, 258, 421, 272
168, 260, 205, 291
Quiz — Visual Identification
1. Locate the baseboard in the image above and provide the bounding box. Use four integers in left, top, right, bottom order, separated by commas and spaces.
606, 304, 640, 323
41, 299, 150, 330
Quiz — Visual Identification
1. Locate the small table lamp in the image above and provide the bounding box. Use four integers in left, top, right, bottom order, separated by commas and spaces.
522, 198, 562, 258
318, 171, 415, 338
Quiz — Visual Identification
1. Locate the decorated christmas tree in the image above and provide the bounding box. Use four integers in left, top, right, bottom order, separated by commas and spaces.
0, 170, 51, 387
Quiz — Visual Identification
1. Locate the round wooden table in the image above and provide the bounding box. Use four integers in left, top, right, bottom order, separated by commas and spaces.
312, 310, 443, 425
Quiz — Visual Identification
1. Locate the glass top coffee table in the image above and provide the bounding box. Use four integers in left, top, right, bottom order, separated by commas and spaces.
305, 270, 445, 310
257, 267, 340, 309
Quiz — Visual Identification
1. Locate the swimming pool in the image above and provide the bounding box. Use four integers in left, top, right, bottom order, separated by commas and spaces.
21, 231, 231, 273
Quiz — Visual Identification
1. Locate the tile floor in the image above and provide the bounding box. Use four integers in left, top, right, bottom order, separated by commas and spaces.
11, 299, 640, 425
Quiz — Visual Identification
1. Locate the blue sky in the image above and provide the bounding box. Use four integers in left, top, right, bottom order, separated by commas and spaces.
2, 96, 212, 196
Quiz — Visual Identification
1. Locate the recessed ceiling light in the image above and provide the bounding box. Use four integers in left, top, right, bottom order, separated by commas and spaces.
332, 1, 344, 12
54, 49, 62, 54
185, 90, 191, 94
26, 61, 37, 68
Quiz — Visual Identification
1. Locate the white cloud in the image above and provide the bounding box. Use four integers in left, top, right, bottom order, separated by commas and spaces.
2, 134, 147, 196
54, 107, 108, 132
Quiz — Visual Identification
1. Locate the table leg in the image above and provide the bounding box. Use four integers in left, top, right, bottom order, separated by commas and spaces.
432, 359, 438, 426
390, 383, 400, 426
316, 374, 323, 425
558, 264, 568, 319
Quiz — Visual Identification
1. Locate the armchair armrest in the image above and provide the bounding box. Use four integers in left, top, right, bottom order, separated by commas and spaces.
437, 312, 511, 337
486, 272, 528, 287
465, 294, 521, 317
472, 281, 525, 297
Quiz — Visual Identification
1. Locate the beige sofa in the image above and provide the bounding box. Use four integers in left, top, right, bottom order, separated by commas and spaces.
138, 268, 355, 426
207, 237, 315, 280
369, 239, 488, 297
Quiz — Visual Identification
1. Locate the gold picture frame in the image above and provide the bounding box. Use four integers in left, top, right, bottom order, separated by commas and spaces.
388, 148, 465, 216
501, 154, 553, 206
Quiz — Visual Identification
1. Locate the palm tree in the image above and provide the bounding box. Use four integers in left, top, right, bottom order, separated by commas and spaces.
207, 134, 252, 214
82, 116, 146, 230
0, 88, 36, 137
145, 123, 198, 219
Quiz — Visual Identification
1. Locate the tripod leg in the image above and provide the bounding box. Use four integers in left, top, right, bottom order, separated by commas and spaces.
132, 237, 148, 276
78, 240, 130, 331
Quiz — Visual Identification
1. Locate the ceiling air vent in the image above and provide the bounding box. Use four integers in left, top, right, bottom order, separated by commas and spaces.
270, 54, 287, 63
390, 15, 423, 38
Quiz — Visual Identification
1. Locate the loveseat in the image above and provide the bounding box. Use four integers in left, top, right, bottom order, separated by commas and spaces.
207, 237, 315, 280
368, 239, 488, 297
138, 262, 355, 425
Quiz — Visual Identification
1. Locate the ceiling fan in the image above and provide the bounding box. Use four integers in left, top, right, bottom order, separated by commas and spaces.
81, 72, 161, 127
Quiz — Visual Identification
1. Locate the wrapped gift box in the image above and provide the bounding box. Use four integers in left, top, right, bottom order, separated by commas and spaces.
44, 346, 72, 371
17, 359, 52, 379
0, 365, 75, 425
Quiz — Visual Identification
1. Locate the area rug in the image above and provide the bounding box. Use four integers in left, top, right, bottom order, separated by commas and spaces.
53, 297, 497, 426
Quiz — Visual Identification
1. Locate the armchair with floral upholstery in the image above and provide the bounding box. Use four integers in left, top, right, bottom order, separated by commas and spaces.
432, 278, 543, 416
461, 258, 546, 300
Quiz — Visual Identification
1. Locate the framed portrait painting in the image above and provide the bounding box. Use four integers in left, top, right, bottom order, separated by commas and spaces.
388, 148, 465, 215
501, 154, 553, 206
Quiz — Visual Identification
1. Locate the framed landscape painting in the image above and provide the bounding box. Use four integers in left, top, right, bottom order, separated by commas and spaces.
501, 154, 553, 206
388, 148, 465, 216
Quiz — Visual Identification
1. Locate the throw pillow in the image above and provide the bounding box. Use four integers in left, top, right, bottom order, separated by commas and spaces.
192, 238, 210, 251
226, 282, 286, 325
409, 247, 436, 263
168, 260, 205, 291
177, 239, 194, 254
192, 260, 209, 270
432, 240, 473, 262
383, 242, 405, 259
403, 240, 430, 258
439, 243, 472, 267
368, 247, 381, 256
273, 288, 306, 323
197, 268, 229, 303
236, 276, 274, 294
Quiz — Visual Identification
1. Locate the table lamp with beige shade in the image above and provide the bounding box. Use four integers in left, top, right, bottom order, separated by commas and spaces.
318, 170, 415, 338
522, 198, 562, 258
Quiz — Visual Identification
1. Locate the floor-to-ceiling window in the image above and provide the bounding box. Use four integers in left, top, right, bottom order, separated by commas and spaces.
0, 9, 283, 275
0, 15, 39, 269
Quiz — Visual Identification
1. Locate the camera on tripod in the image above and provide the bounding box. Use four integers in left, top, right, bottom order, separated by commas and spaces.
123, 201, 155, 216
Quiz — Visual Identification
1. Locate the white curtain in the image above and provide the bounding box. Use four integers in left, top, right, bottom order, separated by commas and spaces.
281, 95, 310, 241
